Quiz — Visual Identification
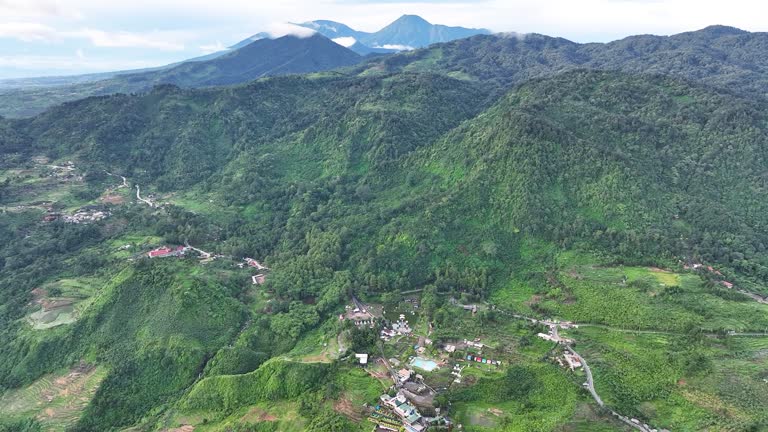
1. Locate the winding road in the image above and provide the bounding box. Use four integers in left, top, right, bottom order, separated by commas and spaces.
185, 242, 212, 258
135, 184, 155, 208
104, 170, 128, 188
493, 306, 664, 431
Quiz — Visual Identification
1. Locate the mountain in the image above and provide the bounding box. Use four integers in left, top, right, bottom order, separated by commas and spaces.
355, 25, 768, 97
3, 66, 768, 430
298, 19, 369, 40
0, 34, 361, 117
360, 14, 491, 49
0, 33, 273, 91
116, 34, 361, 87
227, 32, 272, 50
5, 25, 768, 118
296, 15, 491, 50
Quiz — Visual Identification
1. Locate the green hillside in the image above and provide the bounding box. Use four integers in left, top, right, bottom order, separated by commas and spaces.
2, 59, 768, 430
357, 26, 768, 97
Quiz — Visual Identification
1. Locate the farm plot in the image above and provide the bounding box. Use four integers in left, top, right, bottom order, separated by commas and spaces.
0, 364, 107, 431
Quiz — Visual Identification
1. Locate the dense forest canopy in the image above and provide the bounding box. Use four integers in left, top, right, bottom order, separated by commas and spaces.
2, 24, 768, 432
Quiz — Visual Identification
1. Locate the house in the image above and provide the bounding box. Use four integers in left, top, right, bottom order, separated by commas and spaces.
251, 274, 267, 285
537, 332, 557, 342
444, 344, 456, 353
244, 258, 268, 270
355, 353, 368, 365
382, 393, 423, 428
463, 339, 484, 348
148, 246, 186, 258
149, 247, 172, 257
722, 281, 734, 289
563, 353, 582, 370
397, 369, 411, 383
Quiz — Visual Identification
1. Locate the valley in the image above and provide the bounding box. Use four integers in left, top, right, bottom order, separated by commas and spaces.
1, 154, 767, 431
2, 14, 768, 432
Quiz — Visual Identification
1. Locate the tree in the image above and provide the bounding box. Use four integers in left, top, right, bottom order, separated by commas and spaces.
421, 285, 439, 319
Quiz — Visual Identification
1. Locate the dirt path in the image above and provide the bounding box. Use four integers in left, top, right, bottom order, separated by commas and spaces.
185, 242, 212, 258
337, 332, 347, 355
135, 184, 155, 207
104, 171, 128, 188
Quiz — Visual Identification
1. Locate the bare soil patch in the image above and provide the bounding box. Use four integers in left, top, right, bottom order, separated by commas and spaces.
525, 294, 542, 306
334, 396, 364, 421
241, 407, 278, 423
163, 425, 195, 432
101, 194, 125, 205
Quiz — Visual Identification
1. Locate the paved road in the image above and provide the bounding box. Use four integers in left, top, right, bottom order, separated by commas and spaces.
735, 289, 768, 305
565, 345, 603, 406
565, 344, 657, 432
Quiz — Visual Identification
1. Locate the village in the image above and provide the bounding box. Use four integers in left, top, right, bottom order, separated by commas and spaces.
332, 295, 543, 432
5, 158, 757, 432
333, 292, 671, 432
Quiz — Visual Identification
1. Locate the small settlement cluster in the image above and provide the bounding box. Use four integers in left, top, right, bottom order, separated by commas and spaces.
147, 244, 270, 286
537, 321, 585, 371
43, 205, 111, 224
339, 298, 509, 432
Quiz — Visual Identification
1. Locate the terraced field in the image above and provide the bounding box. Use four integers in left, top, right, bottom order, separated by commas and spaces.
0, 365, 107, 431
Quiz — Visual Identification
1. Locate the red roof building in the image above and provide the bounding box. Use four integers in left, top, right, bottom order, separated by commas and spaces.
148, 247, 172, 257
148, 246, 186, 258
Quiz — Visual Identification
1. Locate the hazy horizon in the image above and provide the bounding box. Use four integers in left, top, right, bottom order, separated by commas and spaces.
1, 0, 766, 79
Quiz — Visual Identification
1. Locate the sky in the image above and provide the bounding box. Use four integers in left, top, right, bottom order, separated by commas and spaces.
0, 0, 766, 79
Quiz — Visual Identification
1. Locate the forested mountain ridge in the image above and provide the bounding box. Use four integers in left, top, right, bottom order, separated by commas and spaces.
3, 23, 768, 432
415, 71, 768, 285
4, 25, 768, 119
6, 70, 768, 298
0, 34, 362, 118
124, 34, 362, 88
358, 25, 768, 97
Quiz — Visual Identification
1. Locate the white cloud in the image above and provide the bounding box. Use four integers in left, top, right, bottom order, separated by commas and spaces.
0, 22, 188, 50
265, 22, 317, 38
2, 0, 768, 79
67, 29, 186, 50
0, 0, 79, 19
372, 44, 414, 50
0, 22, 57, 41
199, 41, 227, 54
332, 36, 357, 47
